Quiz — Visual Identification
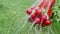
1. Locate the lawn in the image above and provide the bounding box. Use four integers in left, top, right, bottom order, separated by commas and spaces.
0, 0, 60, 34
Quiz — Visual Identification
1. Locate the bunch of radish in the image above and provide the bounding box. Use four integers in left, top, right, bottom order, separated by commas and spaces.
26, 0, 55, 27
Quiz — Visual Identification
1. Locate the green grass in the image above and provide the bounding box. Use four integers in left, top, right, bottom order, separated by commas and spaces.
0, 0, 60, 34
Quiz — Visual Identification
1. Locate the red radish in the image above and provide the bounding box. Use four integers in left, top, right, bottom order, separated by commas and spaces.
34, 18, 40, 24
28, 17, 33, 22
41, 23, 45, 27
26, 9, 32, 15
31, 6, 35, 10
28, 14, 36, 22
41, 15, 47, 21
31, 14, 36, 19
41, 20, 47, 27
44, 19, 51, 26
35, 7, 42, 17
